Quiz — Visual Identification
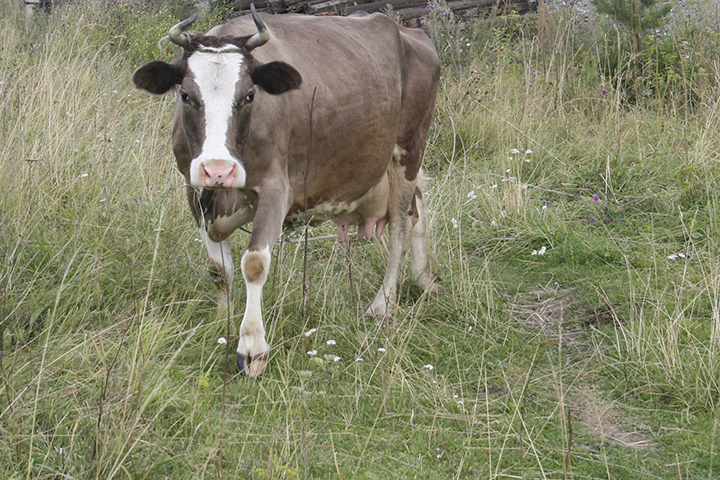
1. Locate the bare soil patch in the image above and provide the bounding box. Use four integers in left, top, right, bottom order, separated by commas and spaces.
515, 285, 654, 450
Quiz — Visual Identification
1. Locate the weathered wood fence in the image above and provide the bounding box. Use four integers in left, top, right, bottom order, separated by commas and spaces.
236, 0, 534, 26
24, 0, 533, 28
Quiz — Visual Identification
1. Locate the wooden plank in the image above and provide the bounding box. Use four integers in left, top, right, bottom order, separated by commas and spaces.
307, 0, 349, 14
346, 0, 426, 15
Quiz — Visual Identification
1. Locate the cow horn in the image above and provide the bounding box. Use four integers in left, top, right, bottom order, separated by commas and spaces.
245, 4, 270, 50
167, 13, 199, 49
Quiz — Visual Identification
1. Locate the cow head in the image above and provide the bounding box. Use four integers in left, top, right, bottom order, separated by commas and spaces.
132, 6, 302, 189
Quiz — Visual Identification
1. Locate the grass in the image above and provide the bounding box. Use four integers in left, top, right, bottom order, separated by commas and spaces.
2, 0, 720, 478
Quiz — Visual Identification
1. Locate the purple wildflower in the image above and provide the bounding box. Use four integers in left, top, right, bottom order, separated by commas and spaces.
602, 88, 608, 95
420, 19, 426, 26
425, 4, 434, 8
440, 11, 447, 16
593, 194, 600, 202
471, 96, 482, 103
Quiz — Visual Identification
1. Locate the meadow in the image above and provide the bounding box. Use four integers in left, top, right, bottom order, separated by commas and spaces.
1, 0, 720, 477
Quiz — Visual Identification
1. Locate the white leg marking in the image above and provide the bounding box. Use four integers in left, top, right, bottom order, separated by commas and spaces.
237, 246, 271, 376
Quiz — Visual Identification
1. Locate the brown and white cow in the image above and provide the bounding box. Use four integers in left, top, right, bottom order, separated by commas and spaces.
132, 6, 440, 376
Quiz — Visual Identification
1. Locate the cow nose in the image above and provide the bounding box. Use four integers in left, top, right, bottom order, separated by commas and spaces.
201, 160, 238, 188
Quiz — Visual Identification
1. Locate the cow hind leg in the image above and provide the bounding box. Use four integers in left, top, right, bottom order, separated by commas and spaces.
410, 184, 439, 293
200, 228, 234, 317
366, 147, 416, 318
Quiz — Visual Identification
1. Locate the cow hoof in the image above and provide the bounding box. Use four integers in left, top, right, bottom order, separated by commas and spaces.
237, 351, 269, 377
415, 273, 441, 295
365, 303, 396, 319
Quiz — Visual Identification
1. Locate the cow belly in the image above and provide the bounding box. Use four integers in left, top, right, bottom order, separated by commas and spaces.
300, 168, 390, 241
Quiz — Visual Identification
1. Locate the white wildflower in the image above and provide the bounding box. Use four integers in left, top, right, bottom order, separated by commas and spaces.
491, 184, 498, 189
217, 337, 227, 345
510, 148, 521, 155
532, 246, 547, 256
490, 220, 497, 227
525, 149, 533, 154
451, 218, 459, 229
304, 328, 317, 337
78, 173, 89, 178
423, 364, 435, 370
307, 350, 318, 357
467, 190, 477, 200
355, 357, 364, 362
326, 339, 336, 346
194, 238, 203, 243
378, 347, 387, 353
333, 356, 341, 362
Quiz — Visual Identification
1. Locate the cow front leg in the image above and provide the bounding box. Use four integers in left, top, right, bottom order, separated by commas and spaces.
236, 245, 272, 376
236, 184, 289, 376
200, 228, 234, 316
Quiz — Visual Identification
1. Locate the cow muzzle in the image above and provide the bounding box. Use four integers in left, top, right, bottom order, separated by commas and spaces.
200, 159, 240, 188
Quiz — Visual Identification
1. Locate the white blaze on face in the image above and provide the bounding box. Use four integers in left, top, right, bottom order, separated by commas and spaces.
187, 48, 247, 188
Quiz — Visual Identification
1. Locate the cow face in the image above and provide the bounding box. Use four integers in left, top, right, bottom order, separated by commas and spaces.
132, 16, 301, 189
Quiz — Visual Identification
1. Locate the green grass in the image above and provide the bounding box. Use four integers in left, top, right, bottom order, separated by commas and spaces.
2, 0, 720, 478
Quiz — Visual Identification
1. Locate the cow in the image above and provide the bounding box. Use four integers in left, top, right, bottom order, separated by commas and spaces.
132, 5, 440, 376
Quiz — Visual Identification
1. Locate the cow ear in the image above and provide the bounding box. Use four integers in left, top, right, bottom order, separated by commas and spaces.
132, 60, 183, 95
251, 61, 302, 95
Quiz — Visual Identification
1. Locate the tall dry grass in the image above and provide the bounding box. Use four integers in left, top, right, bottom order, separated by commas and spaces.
1, 0, 720, 478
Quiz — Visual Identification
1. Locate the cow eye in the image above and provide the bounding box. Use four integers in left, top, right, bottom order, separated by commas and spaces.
245, 91, 255, 104
180, 91, 191, 105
